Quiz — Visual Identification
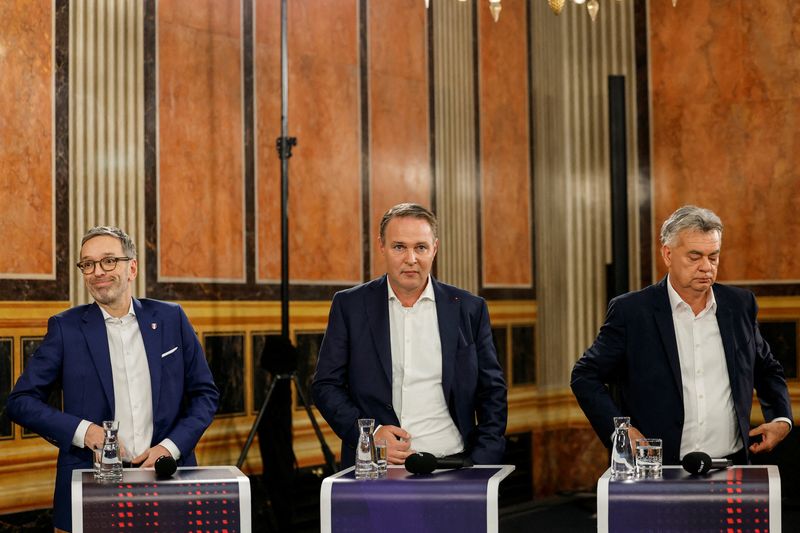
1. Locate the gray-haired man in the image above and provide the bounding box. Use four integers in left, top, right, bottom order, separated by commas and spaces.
571, 205, 792, 465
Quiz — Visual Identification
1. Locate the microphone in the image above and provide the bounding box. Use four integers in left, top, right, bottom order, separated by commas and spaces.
681, 451, 732, 475
154, 455, 177, 478
405, 452, 473, 475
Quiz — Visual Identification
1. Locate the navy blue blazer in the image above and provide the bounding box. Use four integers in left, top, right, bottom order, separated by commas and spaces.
571, 277, 793, 464
312, 275, 507, 468
7, 298, 219, 531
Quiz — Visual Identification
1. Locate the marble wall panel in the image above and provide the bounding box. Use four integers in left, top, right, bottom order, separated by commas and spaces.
650, 0, 800, 284
254, 0, 361, 285
251, 332, 271, 413
532, 426, 608, 498
511, 324, 535, 386
0, 339, 11, 438
158, 0, 245, 282
760, 320, 798, 379
491, 326, 508, 379
367, 0, 432, 278
203, 333, 245, 415
501, 431, 533, 504
478, 0, 532, 288
294, 332, 324, 409
0, 1, 54, 278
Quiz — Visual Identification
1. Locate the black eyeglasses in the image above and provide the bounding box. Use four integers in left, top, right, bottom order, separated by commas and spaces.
76, 256, 132, 274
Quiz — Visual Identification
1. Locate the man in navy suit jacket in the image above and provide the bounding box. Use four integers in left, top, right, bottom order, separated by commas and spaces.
312, 203, 507, 468
7, 226, 219, 531
572, 206, 792, 465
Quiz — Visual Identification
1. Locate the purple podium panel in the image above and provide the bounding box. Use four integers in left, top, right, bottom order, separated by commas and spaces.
71, 466, 251, 533
321, 465, 514, 533
597, 465, 781, 533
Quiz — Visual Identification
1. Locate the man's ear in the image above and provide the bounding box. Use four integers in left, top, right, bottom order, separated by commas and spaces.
660, 244, 672, 269
129, 258, 138, 281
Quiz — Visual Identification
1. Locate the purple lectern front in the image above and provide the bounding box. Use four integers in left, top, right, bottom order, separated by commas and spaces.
71, 466, 251, 533
321, 465, 514, 533
597, 465, 781, 533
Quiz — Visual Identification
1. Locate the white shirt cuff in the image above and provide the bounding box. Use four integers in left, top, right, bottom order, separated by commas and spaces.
73, 419, 93, 448
159, 438, 181, 461
772, 417, 793, 429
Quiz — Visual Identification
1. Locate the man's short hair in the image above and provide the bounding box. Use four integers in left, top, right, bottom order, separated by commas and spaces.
660, 205, 723, 246
379, 203, 438, 242
81, 226, 137, 258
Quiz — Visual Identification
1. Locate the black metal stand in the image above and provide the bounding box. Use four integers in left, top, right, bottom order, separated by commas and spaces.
236, 0, 337, 482
236, 372, 337, 474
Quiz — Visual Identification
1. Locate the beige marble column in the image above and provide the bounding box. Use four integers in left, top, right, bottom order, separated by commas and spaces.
531, 0, 640, 389
430, 0, 479, 293
69, 0, 145, 305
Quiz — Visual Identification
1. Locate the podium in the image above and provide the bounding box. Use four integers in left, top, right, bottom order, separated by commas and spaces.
71, 466, 251, 533
320, 465, 514, 533
597, 465, 781, 532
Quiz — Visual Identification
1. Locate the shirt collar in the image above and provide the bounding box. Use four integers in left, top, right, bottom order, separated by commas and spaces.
387, 275, 436, 304
99, 299, 136, 322
666, 274, 716, 314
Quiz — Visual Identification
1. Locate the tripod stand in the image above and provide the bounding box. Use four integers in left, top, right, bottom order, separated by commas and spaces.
236, 371, 337, 473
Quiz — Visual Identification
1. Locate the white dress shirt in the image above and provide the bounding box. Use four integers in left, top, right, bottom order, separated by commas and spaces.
387, 277, 464, 457
667, 277, 742, 458
72, 300, 179, 460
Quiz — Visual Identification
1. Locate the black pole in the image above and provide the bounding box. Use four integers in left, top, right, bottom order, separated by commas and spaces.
607, 75, 629, 302
277, 0, 295, 338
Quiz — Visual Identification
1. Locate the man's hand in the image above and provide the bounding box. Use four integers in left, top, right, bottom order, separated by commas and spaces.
749, 421, 791, 454
133, 444, 172, 468
84, 423, 105, 450
628, 425, 645, 452
374, 425, 412, 465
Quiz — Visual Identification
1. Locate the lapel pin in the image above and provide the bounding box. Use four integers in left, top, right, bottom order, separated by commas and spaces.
151, 323, 157, 330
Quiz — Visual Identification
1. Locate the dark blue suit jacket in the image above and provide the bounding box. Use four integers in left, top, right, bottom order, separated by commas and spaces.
7, 298, 219, 531
312, 275, 507, 468
571, 277, 793, 464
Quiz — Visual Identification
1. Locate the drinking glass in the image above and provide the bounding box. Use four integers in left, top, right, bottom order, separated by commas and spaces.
635, 437, 663, 478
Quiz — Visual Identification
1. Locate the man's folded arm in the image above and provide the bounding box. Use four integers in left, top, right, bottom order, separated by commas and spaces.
7, 316, 82, 451
312, 294, 362, 450
570, 298, 628, 445
470, 300, 507, 464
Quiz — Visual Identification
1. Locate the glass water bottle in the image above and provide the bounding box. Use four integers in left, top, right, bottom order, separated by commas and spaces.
355, 418, 377, 480
611, 416, 635, 479
97, 420, 123, 482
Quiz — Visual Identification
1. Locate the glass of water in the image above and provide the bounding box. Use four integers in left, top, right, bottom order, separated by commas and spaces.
635, 438, 663, 479
374, 438, 388, 478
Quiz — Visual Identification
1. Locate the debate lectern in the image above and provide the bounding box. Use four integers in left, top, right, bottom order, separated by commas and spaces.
597, 465, 781, 532
320, 465, 515, 533
71, 466, 251, 533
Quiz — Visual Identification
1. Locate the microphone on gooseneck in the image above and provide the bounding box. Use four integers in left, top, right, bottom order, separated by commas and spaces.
405, 452, 474, 475
681, 451, 732, 475
154, 455, 178, 478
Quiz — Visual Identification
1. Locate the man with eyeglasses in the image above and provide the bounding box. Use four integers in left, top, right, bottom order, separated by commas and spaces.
7, 226, 219, 532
